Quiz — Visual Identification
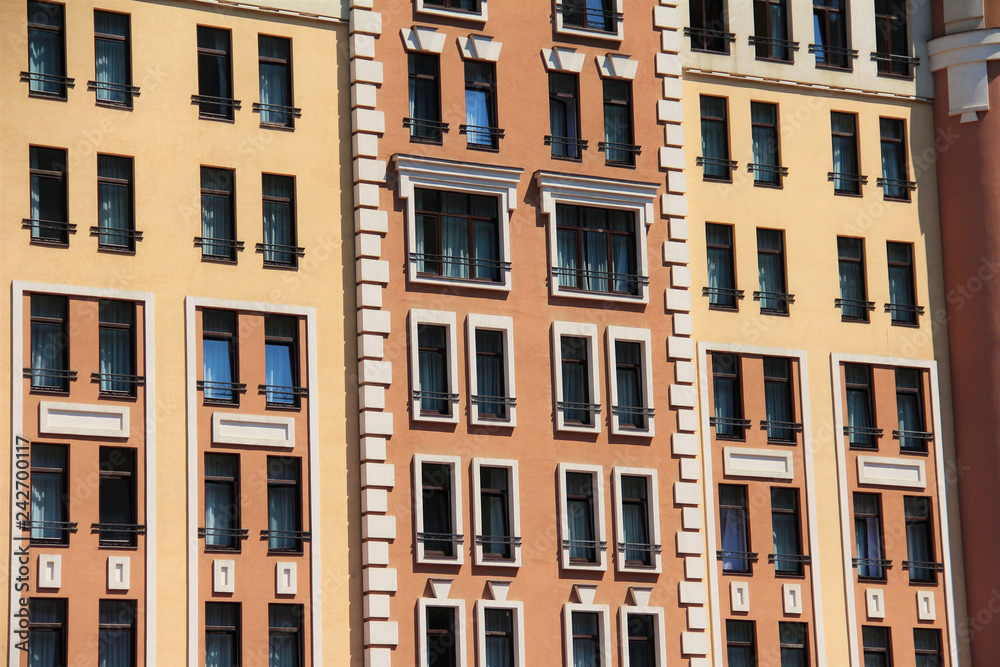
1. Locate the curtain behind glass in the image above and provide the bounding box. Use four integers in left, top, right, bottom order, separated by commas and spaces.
28, 2, 64, 95
627, 615, 653, 667
99, 601, 133, 667
751, 102, 779, 184
862, 626, 889, 667
95, 12, 128, 105
30, 294, 67, 388
887, 242, 915, 322
615, 342, 643, 427
465, 62, 494, 146
621, 476, 649, 563
726, 620, 754, 667
408, 54, 439, 139
764, 357, 792, 440
896, 368, 924, 450
440, 192, 470, 279
476, 330, 504, 417
561, 337, 589, 423
572, 612, 599, 667
706, 224, 734, 306
700, 96, 729, 178
268, 458, 299, 550
603, 80, 632, 163
259, 36, 291, 125
471, 195, 499, 281
567, 473, 595, 561
556, 205, 580, 288
203, 338, 234, 401
914, 629, 941, 667
854, 494, 883, 578
100, 300, 134, 393
484, 609, 513, 667
263, 175, 294, 264
418, 325, 448, 414
779, 623, 807, 667
719, 486, 748, 571
905, 497, 933, 581
265, 343, 295, 403
205, 604, 236, 667
205, 454, 237, 548
581, 208, 609, 292
838, 237, 866, 318
831, 112, 858, 191
98, 155, 132, 246
29, 599, 64, 667
880, 118, 906, 198
757, 229, 785, 311
549, 74, 579, 157
269, 605, 300, 667
31, 445, 65, 541
771, 488, 800, 572
712, 355, 740, 437
201, 168, 233, 257
480, 467, 509, 558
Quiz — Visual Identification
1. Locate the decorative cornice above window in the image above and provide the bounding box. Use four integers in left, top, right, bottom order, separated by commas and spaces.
535, 171, 659, 226
597, 53, 638, 80
541, 47, 586, 73
395, 154, 523, 208
400, 26, 447, 54
459, 34, 502, 61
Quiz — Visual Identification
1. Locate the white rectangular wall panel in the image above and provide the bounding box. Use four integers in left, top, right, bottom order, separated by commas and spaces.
276, 562, 297, 595
37, 555, 61, 589
38, 402, 129, 438
108, 557, 130, 591
723, 447, 794, 480
857, 456, 927, 489
212, 413, 295, 448
213, 560, 235, 594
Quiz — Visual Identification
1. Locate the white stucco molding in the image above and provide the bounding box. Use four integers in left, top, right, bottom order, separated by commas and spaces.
928, 28, 1000, 120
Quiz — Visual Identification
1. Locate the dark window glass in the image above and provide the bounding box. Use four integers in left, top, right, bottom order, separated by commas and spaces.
414, 188, 501, 283
197, 26, 234, 119
99, 300, 136, 396
719, 484, 750, 572
626, 613, 656, 667
205, 453, 240, 550
764, 357, 795, 441
555, 204, 639, 296
29, 598, 67, 667
875, 0, 911, 77
566, 472, 598, 563
258, 35, 294, 127
408, 53, 442, 143
30, 444, 68, 544
726, 620, 757, 667
887, 242, 917, 325
484, 608, 514, 667
757, 229, 788, 313
480, 466, 512, 560
838, 237, 869, 321
615, 342, 646, 429
780, 622, 809, 667
99, 599, 136, 667
896, 368, 927, 452
267, 457, 302, 552
265, 315, 299, 406
421, 462, 455, 558
94, 11, 132, 107
831, 112, 861, 194
563, 0, 616, 33
465, 61, 498, 149
475, 330, 508, 419
561, 336, 593, 425
205, 602, 240, 667
862, 626, 892, 667
99, 447, 138, 547
426, 606, 457, 667
425, 0, 481, 12
30, 294, 69, 390
621, 475, 652, 566
905, 496, 936, 583
880, 118, 910, 201
97, 154, 135, 250
262, 174, 297, 267
706, 223, 737, 309
27, 1, 67, 97
29, 146, 69, 244
854, 493, 886, 579
914, 628, 943, 667
571, 611, 601, 667
202, 309, 238, 403
771, 487, 803, 574
269, 604, 303, 667
549, 73, 582, 159
750, 102, 781, 186
200, 167, 237, 261
813, 0, 850, 69
417, 324, 452, 416
753, 0, 791, 61
700, 96, 731, 180
845, 363, 876, 448
603, 79, 635, 166
712, 353, 744, 439
689, 0, 729, 53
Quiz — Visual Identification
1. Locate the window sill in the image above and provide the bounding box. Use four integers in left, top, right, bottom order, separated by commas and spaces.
203, 399, 241, 408
556, 421, 601, 435
470, 415, 515, 428
201, 256, 239, 265
475, 556, 521, 568
414, 412, 460, 425
97, 245, 137, 255
551, 286, 647, 305
417, 554, 464, 566
611, 423, 654, 438
28, 239, 70, 248
753, 181, 783, 189
876, 71, 916, 81
409, 271, 511, 293
882, 196, 912, 203
29, 387, 71, 396
702, 176, 734, 184
95, 101, 134, 111
204, 546, 243, 554
259, 122, 296, 132
898, 448, 930, 457
466, 143, 500, 153
708, 304, 740, 312
197, 114, 236, 124
754, 56, 795, 65
833, 190, 864, 198
265, 403, 302, 412
562, 561, 607, 572
98, 544, 140, 551
554, 25, 623, 43
27, 92, 69, 102
415, 3, 487, 22
814, 64, 854, 73
98, 392, 139, 402
409, 136, 444, 146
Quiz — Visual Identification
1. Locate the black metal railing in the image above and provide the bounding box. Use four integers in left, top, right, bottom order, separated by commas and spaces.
19, 520, 78, 537
261, 529, 311, 541
192, 94, 242, 110
410, 252, 510, 281
808, 43, 859, 69
195, 237, 245, 259
460, 124, 504, 149
749, 35, 799, 61
199, 527, 250, 540
853, 557, 892, 570
697, 156, 737, 179
92, 523, 145, 547
768, 553, 811, 565
21, 71, 75, 94
902, 560, 943, 572
704, 286, 745, 309
893, 429, 933, 442
197, 381, 248, 404
257, 243, 305, 266
92, 373, 145, 396
252, 101, 302, 128
844, 425, 884, 438
404, 117, 449, 143
471, 395, 517, 408
476, 535, 521, 546
22, 219, 77, 237
710, 417, 752, 429
828, 171, 868, 195
563, 539, 608, 551
748, 163, 788, 184
413, 390, 459, 403
87, 80, 140, 105
885, 303, 924, 316
871, 52, 919, 78
612, 405, 655, 418
618, 542, 661, 554
835, 298, 876, 315
552, 266, 648, 296
717, 550, 759, 571
545, 135, 588, 158
556, 2, 623, 34
90, 226, 143, 246
754, 291, 795, 306
761, 420, 803, 442
259, 384, 309, 405
24, 368, 77, 392
684, 27, 736, 53
598, 141, 641, 166
557, 402, 601, 423
418, 532, 464, 544
877, 177, 917, 200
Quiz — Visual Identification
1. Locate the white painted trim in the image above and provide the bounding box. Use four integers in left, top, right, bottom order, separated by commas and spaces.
211, 412, 296, 448
553, 0, 624, 41
413, 454, 464, 565
557, 463, 607, 572
618, 605, 667, 667
856, 455, 926, 489
458, 35, 502, 62
562, 603, 613, 667
551, 322, 602, 434
611, 467, 662, 574
417, 598, 469, 667
466, 314, 516, 427
37, 401, 130, 439
400, 26, 447, 54
415, 0, 487, 22
471, 458, 521, 567
606, 326, 655, 436
408, 309, 461, 425
474, 600, 525, 667
541, 47, 586, 73
722, 446, 795, 481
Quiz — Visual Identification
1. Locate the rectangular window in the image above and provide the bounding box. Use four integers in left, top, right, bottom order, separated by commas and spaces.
414, 188, 501, 283
28, 146, 70, 244
417, 324, 453, 416
99, 447, 138, 547
905, 496, 936, 583
197, 26, 235, 120
98, 300, 137, 396
712, 353, 745, 439
29, 598, 67, 667
258, 35, 295, 128
831, 112, 862, 195
562, 0, 617, 33
199, 167, 237, 261
566, 471, 599, 564
875, 0, 911, 77
845, 363, 877, 447
700, 96, 732, 180
602, 79, 636, 166
688, 0, 730, 53
771, 487, 804, 575
753, 0, 791, 61
27, 1, 67, 98
914, 629, 942, 667
425, 606, 458, 667
862, 627, 892, 667
813, 0, 851, 69
756, 229, 789, 313
854, 492, 886, 580
261, 174, 299, 267
264, 315, 301, 406
269, 604, 303, 667
548, 73, 582, 159
204, 453, 241, 551
419, 460, 459, 560
719, 484, 751, 572
614, 341, 646, 429
555, 204, 640, 296
484, 608, 514, 667
30, 444, 69, 544
478, 466, 513, 561
29, 294, 70, 391
266, 457, 303, 552
474, 330, 509, 420
560, 335, 596, 426
425, 0, 481, 11
887, 242, 918, 324
896, 368, 928, 452
619, 475, 652, 567
93, 11, 132, 107
750, 102, 782, 186
99, 599, 136, 667
726, 620, 757, 667
880, 118, 911, 201
764, 357, 796, 441
205, 602, 240, 667
96, 154, 136, 251
625, 613, 656, 667
706, 223, 738, 309
838, 237, 869, 321
779, 622, 809, 667
408, 53, 444, 143
464, 60, 499, 149
571, 611, 602, 667
202, 309, 239, 403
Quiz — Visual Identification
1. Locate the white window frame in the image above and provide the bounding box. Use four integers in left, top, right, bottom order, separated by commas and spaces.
536, 171, 658, 304
413, 454, 464, 565
415, 0, 488, 22
394, 155, 523, 292
606, 326, 655, 436
553, 0, 624, 42
417, 598, 469, 667
618, 605, 667, 667
562, 603, 613, 667
612, 467, 662, 574
467, 314, 516, 427
409, 309, 460, 424
471, 458, 521, 567
475, 600, 525, 667
557, 462, 607, 572
552, 321, 602, 434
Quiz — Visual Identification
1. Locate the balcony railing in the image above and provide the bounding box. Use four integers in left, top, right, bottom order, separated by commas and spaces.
557, 401, 601, 424
259, 384, 309, 405
24, 368, 78, 391
199, 527, 250, 541
835, 298, 876, 319
877, 177, 917, 200
252, 101, 302, 128
556, 1, 623, 34
92, 522, 145, 547
761, 420, 803, 442
19, 520, 78, 542
808, 43, 859, 70
192, 94, 242, 112
704, 286, 745, 310
404, 117, 449, 143
256, 242, 305, 266
87, 80, 140, 106
684, 27, 736, 54
90, 226, 143, 247
552, 266, 647, 297
749, 35, 799, 62
697, 156, 737, 180
754, 291, 795, 313
21, 71, 75, 96
545, 135, 588, 159
476, 535, 521, 547
717, 550, 759, 573
194, 237, 245, 259
871, 52, 919, 78
460, 124, 504, 149
411, 252, 510, 282
902, 560, 943, 572
92, 373, 145, 397
22, 219, 77, 240
197, 380, 248, 404
598, 141, 641, 166
768, 553, 811, 565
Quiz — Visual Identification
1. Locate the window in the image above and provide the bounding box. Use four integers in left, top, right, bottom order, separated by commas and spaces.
202, 309, 239, 403
29, 294, 70, 391
712, 353, 745, 439
771, 487, 803, 575
845, 363, 877, 447
699, 96, 732, 180
99, 599, 136, 667
423, 604, 460, 667
414, 455, 463, 563
26, 1, 69, 98
96, 155, 137, 251
608, 328, 654, 434
264, 315, 301, 406
560, 0, 619, 34
414, 188, 502, 283
753, 0, 792, 61
98, 447, 138, 547
830, 112, 862, 195
879, 118, 911, 201
469, 316, 516, 424
602, 79, 636, 166
719, 484, 751, 573
706, 223, 738, 309
463, 61, 499, 149
614, 469, 661, 572
854, 493, 886, 580
199, 167, 238, 261
837, 237, 870, 321
914, 629, 943, 667
28, 146, 70, 244
624, 613, 657, 667
896, 368, 928, 452
548, 73, 583, 159
756, 229, 789, 314
875, 0, 911, 77
92, 11, 133, 107
98, 300, 137, 396
423, 0, 481, 13
205, 602, 240, 667
408, 53, 444, 143
204, 453, 241, 551
474, 461, 520, 564
812, 0, 851, 70
688, 0, 730, 53
555, 325, 601, 432
779, 622, 809, 667
418, 325, 451, 416
555, 204, 640, 296
260, 174, 300, 267
905, 496, 937, 583
764, 357, 796, 441
726, 620, 757, 667
862, 627, 892, 667
483, 608, 514, 667
257, 36, 296, 128
750, 102, 782, 186
269, 604, 303, 667
559, 464, 606, 570
266, 457, 303, 552
30, 444, 69, 544
28, 598, 67, 667
570, 611, 603, 667
887, 242, 919, 324
196, 26, 236, 120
